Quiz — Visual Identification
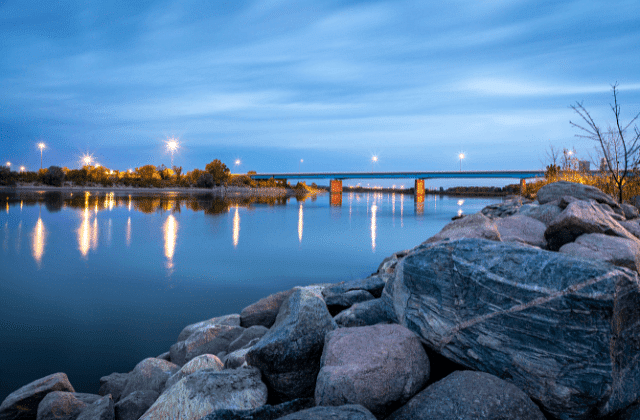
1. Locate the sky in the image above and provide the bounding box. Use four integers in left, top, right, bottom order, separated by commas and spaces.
1, 0, 640, 187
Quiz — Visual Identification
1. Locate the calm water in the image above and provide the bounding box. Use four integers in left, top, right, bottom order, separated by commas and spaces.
0, 190, 502, 400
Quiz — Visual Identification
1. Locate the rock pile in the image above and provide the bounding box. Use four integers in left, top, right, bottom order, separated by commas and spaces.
2, 181, 640, 420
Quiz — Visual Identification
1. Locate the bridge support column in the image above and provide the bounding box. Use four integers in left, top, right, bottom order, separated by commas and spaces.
414, 179, 425, 198
520, 179, 526, 195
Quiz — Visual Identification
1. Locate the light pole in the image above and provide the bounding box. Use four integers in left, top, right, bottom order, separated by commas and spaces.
298, 159, 303, 173
459, 153, 464, 172
371, 155, 378, 172
82, 154, 93, 168
5, 162, 10, 169
38, 143, 46, 169
235, 159, 241, 172
166, 139, 179, 168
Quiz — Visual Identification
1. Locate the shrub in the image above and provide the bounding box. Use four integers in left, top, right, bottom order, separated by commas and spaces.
205, 159, 230, 184
0, 166, 14, 186
42, 166, 65, 186
197, 173, 214, 188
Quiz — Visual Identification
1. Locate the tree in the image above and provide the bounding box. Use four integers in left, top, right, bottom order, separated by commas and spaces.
570, 83, 640, 203
173, 166, 182, 181
196, 173, 214, 188
205, 159, 230, 184
42, 166, 65, 186
136, 165, 158, 180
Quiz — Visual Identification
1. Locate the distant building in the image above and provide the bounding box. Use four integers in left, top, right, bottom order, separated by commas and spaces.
579, 160, 590, 172
599, 158, 608, 171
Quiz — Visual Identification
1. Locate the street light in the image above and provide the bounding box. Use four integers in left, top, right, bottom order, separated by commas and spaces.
459, 153, 465, 172
371, 155, 378, 172
38, 143, 46, 169
166, 138, 179, 167
298, 159, 303, 173
82, 154, 93, 168
20, 166, 25, 173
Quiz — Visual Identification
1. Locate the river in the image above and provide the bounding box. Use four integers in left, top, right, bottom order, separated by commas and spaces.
0, 189, 502, 401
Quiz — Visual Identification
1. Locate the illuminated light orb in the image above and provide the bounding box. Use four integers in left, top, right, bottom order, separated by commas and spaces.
20, 166, 25, 172
38, 142, 46, 150
371, 156, 378, 163
166, 139, 179, 152
235, 159, 241, 166
459, 153, 465, 160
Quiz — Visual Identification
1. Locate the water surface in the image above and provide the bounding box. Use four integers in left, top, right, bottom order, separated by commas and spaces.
0, 190, 502, 400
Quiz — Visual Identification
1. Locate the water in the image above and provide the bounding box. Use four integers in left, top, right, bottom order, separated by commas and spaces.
0, 190, 502, 401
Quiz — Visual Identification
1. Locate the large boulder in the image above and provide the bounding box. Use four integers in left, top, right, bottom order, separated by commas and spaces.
163, 354, 223, 391
322, 276, 387, 299
377, 251, 409, 275
495, 214, 546, 247
98, 372, 128, 402
518, 202, 562, 225
480, 198, 525, 219
139, 367, 267, 420
537, 181, 621, 211
333, 298, 396, 328
386, 371, 545, 420
425, 212, 500, 243
315, 324, 430, 418
559, 233, 640, 272
621, 219, 640, 239
545, 200, 636, 250
177, 314, 241, 342
170, 325, 245, 366
385, 238, 640, 420
246, 288, 337, 402
275, 405, 376, 420
622, 203, 640, 219
240, 289, 294, 328
324, 290, 375, 316
227, 326, 268, 354
36, 392, 100, 420
120, 358, 179, 400
114, 391, 158, 420
0, 372, 75, 420
75, 395, 114, 420
200, 398, 314, 420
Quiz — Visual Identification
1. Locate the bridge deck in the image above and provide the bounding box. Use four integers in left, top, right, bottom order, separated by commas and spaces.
249, 170, 545, 180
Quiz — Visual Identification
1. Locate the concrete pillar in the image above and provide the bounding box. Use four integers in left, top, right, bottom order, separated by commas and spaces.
520, 179, 526, 195
414, 179, 425, 198
330, 179, 343, 193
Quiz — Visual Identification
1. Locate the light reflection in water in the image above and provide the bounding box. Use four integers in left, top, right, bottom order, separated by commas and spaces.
128, 195, 132, 212
400, 194, 404, 228
5, 201, 8, 213
164, 214, 177, 270
232, 206, 240, 248
16, 221, 22, 252
2, 221, 8, 251
371, 203, 377, 252
105, 192, 115, 211
125, 217, 132, 247
20, 200, 23, 211
78, 209, 91, 258
298, 203, 304, 244
92, 217, 99, 251
32, 217, 45, 265
107, 219, 112, 246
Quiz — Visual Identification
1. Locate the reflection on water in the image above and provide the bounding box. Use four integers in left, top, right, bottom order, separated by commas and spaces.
31, 217, 45, 266
125, 217, 132, 247
298, 203, 304, 244
371, 203, 377, 252
164, 214, 177, 271
232, 206, 240, 248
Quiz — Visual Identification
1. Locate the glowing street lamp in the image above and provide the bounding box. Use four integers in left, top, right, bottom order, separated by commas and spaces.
20, 166, 25, 173
298, 159, 303, 173
166, 138, 179, 167
38, 143, 46, 169
5, 162, 10, 168
459, 153, 465, 172
371, 155, 378, 172
82, 154, 93, 168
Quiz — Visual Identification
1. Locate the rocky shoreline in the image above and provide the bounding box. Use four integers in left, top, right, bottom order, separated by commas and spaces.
2, 181, 640, 420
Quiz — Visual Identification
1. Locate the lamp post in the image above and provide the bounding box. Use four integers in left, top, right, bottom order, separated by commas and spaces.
166, 139, 179, 168
38, 143, 46, 169
235, 159, 241, 173
5, 162, 10, 169
20, 166, 25, 173
298, 159, 303, 173
371, 155, 378, 173
459, 153, 464, 172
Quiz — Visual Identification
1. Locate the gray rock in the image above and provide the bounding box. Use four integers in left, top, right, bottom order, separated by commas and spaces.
120, 358, 179, 400
227, 326, 269, 354
164, 354, 223, 391
377, 251, 409, 275
621, 219, 640, 239
200, 398, 314, 420
560, 233, 640, 272
537, 181, 620, 211
155, 352, 170, 362
0, 372, 75, 420
495, 214, 546, 247
139, 368, 267, 420
240, 289, 294, 328
333, 298, 396, 328
275, 405, 376, 420
545, 199, 636, 250
315, 324, 430, 418
622, 203, 640, 219
170, 325, 245, 366
76, 395, 114, 420
246, 288, 337, 402
385, 238, 640, 420
480, 198, 525, 219
619, 403, 640, 420
223, 348, 251, 370
630, 195, 640, 211
322, 276, 387, 299
36, 392, 100, 420
114, 390, 158, 420
177, 314, 241, 342
99, 372, 128, 402
426, 212, 500, 243
518, 202, 563, 225
324, 289, 376, 316
386, 371, 545, 420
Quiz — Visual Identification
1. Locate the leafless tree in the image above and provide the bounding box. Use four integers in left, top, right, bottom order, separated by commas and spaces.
570, 83, 640, 203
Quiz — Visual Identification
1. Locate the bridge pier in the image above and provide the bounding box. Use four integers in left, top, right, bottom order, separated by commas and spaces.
414, 179, 425, 198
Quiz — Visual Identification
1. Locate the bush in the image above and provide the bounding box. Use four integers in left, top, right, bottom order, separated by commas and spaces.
205, 159, 230, 184
0, 166, 14, 186
42, 166, 65, 186
197, 173, 214, 188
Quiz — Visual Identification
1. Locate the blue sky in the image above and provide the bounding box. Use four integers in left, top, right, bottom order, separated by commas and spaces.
1, 0, 639, 185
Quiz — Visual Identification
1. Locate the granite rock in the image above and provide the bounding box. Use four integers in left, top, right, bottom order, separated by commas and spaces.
170, 325, 245, 366
518, 202, 563, 225
559, 233, 640, 272
426, 212, 500, 243
114, 390, 158, 420
385, 238, 640, 420
495, 214, 546, 247
275, 405, 376, 420
99, 372, 128, 402
120, 358, 179, 400
0, 372, 75, 420
164, 354, 223, 392
386, 371, 545, 420
537, 181, 621, 212
246, 288, 337, 402
177, 314, 241, 342
240, 290, 294, 329
322, 276, 387, 300
75, 395, 114, 420
324, 290, 376, 316
199, 398, 314, 420
227, 326, 269, 354
315, 324, 430, 418
36, 392, 100, 420
333, 297, 396, 328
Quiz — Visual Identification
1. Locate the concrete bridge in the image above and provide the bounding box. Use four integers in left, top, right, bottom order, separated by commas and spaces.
250, 170, 544, 191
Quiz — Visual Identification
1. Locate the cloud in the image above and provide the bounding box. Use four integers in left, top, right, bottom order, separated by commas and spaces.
455, 78, 640, 97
